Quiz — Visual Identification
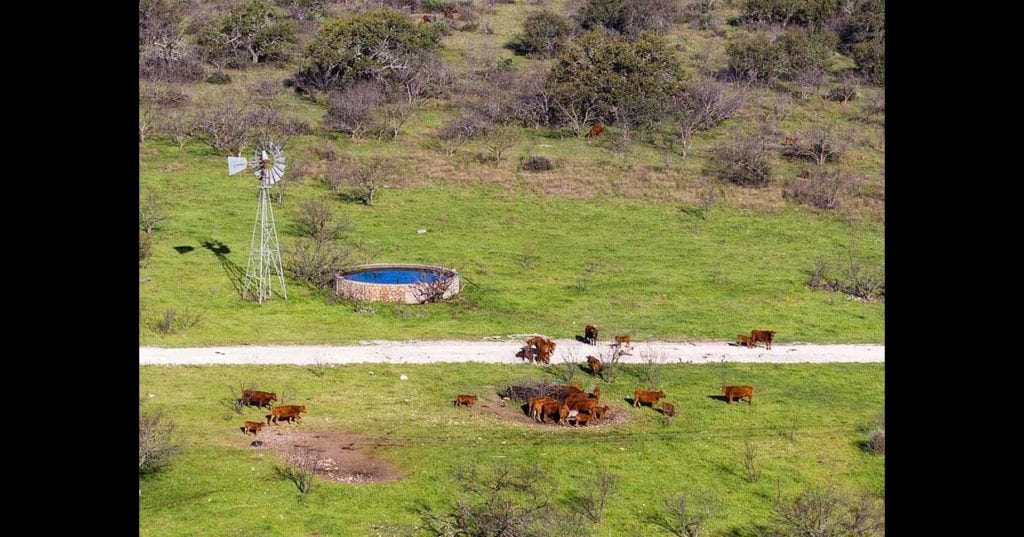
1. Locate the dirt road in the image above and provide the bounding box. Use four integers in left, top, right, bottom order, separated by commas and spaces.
139, 340, 883, 365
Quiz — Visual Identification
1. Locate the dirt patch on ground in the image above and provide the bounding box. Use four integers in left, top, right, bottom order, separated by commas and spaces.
474, 395, 632, 429
253, 428, 404, 484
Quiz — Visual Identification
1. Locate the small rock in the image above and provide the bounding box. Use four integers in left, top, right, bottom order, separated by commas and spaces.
148, 393, 155, 398
400, 374, 408, 381
416, 229, 427, 234
251, 441, 264, 448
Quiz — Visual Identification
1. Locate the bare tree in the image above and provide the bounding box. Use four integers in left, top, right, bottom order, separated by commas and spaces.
683, 0, 718, 31
772, 485, 884, 537
554, 99, 600, 138
706, 132, 774, 187
826, 82, 859, 104
694, 176, 722, 220
411, 273, 457, 304
325, 82, 383, 139
569, 469, 619, 523
765, 93, 792, 123
139, 403, 178, 476
482, 124, 519, 163
293, 199, 351, 244
347, 157, 397, 206
784, 167, 860, 210
139, 188, 168, 235
285, 239, 356, 290
792, 68, 825, 100
673, 79, 746, 157
196, 101, 252, 155
156, 110, 198, 149
437, 111, 488, 158
642, 492, 710, 537
783, 126, 849, 165
377, 98, 415, 140
419, 462, 593, 537
635, 345, 666, 389
743, 441, 762, 482
275, 446, 326, 495
140, 107, 154, 144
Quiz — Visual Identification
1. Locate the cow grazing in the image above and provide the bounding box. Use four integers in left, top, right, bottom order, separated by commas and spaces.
454, 394, 478, 407
529, 396, 557, 421
587, 355, 602, 375
587, 123, 605, 140
662, 402, 676, 417
240, 389, 277, 410
267, 405, 307, 424
538, 400, 564, 424
573, 412, 592, 427
594, 405, 610, 421
721, 385, 754, 405
516, 345, 533, 363
584, 324, 599, 345
633, 389, 666, 408
749, 330, 776, 350
614, 335, 631, 348
736, 334, 752, 347
241, 421, 265, 436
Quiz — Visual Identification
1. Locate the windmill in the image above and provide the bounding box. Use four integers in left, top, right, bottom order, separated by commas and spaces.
227, 141, 287, 303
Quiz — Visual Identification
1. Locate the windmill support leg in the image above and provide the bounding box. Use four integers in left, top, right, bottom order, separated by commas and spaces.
242, 187, 287, 303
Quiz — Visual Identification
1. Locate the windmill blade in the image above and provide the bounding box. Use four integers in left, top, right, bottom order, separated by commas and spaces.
267, 164, 285, 185
227, 157, 248, 176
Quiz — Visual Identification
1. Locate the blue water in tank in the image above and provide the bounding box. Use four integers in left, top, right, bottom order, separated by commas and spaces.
342, 268, 447, 285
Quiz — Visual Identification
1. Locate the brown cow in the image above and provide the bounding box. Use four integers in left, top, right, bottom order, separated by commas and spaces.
590, 385, 601, 400
749, 330, 776, 350
573, 412, 592, 427
584, 324, 599, 345
525, 336, 556, 364
662, 402, 676, 417
267, 405, 307, 425
529, 396, 557, 421
721, 385, 754, 405
586, 123, 605, 140
538, 400, 564, 424
587, 355, 602, 375
633, 389, 666, 408
593, 405, 610, 421
736, 334, 752, 347
240, 421, 265, 436
454, 394, 478, 407
240, 389, 277, 410
614, 335, 631, 348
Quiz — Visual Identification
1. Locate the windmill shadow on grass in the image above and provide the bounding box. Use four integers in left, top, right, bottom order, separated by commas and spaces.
202, 240, 244, 294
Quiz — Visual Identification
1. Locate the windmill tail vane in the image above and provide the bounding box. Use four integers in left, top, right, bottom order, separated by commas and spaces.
225, 141, 288, 304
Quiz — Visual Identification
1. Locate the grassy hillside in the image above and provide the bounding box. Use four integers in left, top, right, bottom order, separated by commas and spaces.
139, 0, 884, 346
139, 362, 884, 536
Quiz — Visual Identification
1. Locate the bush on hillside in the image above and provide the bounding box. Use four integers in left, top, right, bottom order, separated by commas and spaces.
509, 10, 575, 58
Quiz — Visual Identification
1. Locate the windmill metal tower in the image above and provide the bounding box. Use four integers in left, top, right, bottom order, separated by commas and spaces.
227, 142, 287, 303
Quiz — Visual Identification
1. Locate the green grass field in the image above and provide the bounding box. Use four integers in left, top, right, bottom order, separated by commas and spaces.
139, 362, 884, 536
140, 139, 883, 346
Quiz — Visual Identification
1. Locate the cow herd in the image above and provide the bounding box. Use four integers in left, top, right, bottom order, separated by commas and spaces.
237, 389, 308, 437
235, 327, 769, 436
453, 381, 755, 428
